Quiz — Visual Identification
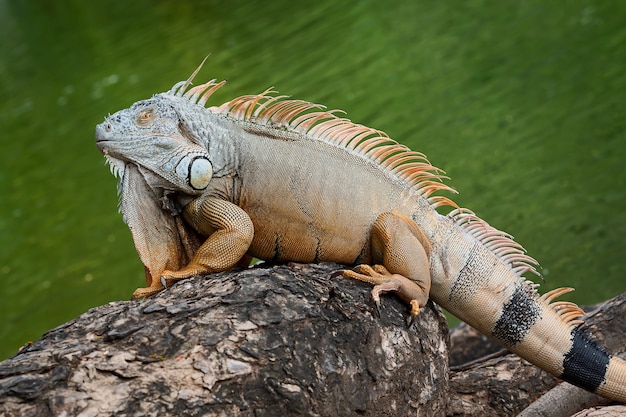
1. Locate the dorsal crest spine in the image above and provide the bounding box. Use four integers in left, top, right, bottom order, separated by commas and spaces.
171, 78, 456, 205
168, 66, 547, 287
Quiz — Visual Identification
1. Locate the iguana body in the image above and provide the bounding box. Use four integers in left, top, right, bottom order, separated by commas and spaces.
96, 63, 626, 403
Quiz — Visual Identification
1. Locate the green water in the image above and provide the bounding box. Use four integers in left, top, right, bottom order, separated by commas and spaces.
1, 1, 625, 360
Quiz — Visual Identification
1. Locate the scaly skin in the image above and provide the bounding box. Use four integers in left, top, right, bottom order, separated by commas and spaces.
95, 64, 626, 403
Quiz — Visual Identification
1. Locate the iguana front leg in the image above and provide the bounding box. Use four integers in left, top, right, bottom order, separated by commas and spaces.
132, 197, 254, 299
341, 211, 432, 317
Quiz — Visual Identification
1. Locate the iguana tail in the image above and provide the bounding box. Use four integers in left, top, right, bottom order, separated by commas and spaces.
438, 274, 626, 402
428, 210, 626, 403
506, 296, 626, 402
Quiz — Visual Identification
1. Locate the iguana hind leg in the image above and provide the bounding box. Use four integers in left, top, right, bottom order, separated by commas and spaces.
341, 211, 431, 317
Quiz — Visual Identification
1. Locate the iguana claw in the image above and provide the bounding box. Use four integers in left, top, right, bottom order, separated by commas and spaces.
334, 268, 382, 317
406, 300, 420, 327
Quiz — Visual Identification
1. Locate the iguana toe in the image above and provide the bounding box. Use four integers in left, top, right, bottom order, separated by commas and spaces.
131, 285, 164, 300
131, 268, 196, 300
159, 267, 202, 288
341, 264, 427, 317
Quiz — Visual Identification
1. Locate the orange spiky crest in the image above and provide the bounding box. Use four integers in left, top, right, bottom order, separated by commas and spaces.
170, 63, 548, 289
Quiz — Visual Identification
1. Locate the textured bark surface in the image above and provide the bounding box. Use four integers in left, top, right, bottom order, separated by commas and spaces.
447, 347, 559, 416
449, 321, 506, 369
0, 261, 623, 417
0, 263, 450, 417
570, 405, 626, 417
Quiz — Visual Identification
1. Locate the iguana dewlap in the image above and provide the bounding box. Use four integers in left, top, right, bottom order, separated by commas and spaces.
95, 62, 626, 403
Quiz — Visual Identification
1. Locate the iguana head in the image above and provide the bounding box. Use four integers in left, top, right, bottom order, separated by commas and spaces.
95, 61, 221, 293
95, 93, 214, 195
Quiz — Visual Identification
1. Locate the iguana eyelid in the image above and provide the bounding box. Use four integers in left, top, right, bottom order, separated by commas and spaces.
137, 109, 155, 125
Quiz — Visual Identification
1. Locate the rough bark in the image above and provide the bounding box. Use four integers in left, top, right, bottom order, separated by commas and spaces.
449, 322, 505, 369
0, 263, 450, 417
447, 320, 559, 415
447, 343, 559, 416
0, 261, 623, 417
570, 405, 626, 417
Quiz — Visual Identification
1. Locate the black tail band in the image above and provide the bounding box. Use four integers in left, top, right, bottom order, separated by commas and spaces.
560, 329, 610, 392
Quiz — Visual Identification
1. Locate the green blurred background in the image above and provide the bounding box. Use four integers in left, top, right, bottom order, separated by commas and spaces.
1, 1, 624, 360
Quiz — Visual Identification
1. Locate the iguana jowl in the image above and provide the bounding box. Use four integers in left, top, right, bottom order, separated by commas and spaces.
95, 62, 626, 403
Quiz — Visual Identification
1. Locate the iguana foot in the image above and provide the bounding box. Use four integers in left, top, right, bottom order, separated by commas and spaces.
159, 265, 207, 289
131, 284, 165, 300
341, 264, 423, 317
130, 265, 210, 300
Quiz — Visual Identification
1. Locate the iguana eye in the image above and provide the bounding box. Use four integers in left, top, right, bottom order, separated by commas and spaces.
137, 109, 155, 126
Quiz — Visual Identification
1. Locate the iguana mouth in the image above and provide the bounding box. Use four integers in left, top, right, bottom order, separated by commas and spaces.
95, 123, 112, 149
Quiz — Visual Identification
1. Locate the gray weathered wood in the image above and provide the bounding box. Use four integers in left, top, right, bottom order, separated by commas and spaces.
1, 261, 623, 417
0, 263, 450, 417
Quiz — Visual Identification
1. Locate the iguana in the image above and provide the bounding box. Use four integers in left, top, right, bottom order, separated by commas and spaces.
95, 61, 626, 403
